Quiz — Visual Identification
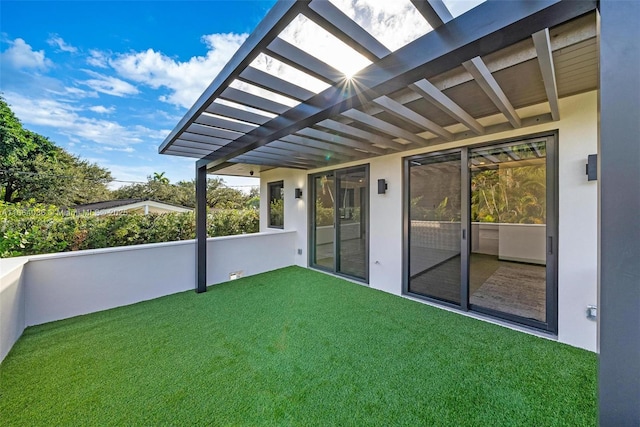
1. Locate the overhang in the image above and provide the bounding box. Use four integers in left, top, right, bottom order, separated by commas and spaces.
159, 0, 598, 176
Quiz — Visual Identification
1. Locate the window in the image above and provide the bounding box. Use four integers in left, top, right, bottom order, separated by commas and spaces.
268, 181, 284, 228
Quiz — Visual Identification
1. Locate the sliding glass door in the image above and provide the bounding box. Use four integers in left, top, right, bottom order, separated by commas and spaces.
407, 153, 462, 304
337, 167, 367, 278
469, 139, 551, 324
405, 135, 557, 332
311, 165, 369, 282
312, 173, 335, 271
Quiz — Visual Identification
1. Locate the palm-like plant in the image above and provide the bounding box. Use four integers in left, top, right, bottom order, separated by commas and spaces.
152, 172, 169, 184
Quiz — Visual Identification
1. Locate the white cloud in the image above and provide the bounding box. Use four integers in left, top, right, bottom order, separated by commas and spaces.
0, 38, 52, 70
87, 49, 109, 68
4, 91, 167, 148
139, 109, 184, 125
45, 86, 99, 99
280, 14, 371, 77
328, 0, 432, 52
81, 69, 139, 97
89, 105, 115, 114
443, 0, 486, 18
131, 124, 170, 141
47, 35, 78, 53
109, 32, 247, 108
64, 86, 96, 97
95, 146, 135, 153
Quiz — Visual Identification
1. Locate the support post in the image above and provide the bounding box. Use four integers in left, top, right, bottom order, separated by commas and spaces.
598, 1, 640, 424
195, 162, 208, 293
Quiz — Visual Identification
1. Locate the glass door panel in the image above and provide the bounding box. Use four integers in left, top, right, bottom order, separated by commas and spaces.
313, 173, 335, 270
408, 153, 462, 304
337, 168, 367, 280
469, 140, 547, 322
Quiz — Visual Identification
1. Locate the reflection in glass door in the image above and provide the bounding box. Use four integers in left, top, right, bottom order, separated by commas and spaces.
311, 166, 369, 282
405, 135, 557, 332
313, 173, 335, 271
469, 140, 549, 323
337, 168, 367, 278
408, 153, 462, 304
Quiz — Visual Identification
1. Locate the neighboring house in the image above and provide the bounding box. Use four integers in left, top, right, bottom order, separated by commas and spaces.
157, 1, 638, 422
71, 199, 192, 215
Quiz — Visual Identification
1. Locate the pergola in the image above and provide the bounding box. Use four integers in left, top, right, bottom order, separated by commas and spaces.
158, 1, 639, 423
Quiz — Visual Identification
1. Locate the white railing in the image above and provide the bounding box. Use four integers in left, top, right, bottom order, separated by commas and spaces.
0, 231, 296, 362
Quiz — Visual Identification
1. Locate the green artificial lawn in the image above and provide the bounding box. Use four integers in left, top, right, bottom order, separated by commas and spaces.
0, 266, 596, 426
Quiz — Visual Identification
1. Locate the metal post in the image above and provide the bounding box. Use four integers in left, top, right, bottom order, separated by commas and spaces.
598, 1, 640, 424
195, 162, 208, 293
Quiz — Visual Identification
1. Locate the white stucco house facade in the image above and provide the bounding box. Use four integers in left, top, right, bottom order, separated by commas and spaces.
257, 90, 598, 352
154, 1, 639, 422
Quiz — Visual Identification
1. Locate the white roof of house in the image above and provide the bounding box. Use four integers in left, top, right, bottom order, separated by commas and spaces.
71, 199, 192, 214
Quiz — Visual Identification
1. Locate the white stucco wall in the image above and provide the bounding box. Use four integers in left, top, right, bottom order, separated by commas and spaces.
555, 92, 599, 351
0, 258, 28, 362
261, 169, 309, 268
498, 224, 546, 265
23, 231, 296, 327
260, 91, 598, 351
0, 231, 296, 362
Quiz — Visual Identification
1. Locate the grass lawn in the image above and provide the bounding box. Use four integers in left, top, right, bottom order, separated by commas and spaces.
0, 266, 596, 426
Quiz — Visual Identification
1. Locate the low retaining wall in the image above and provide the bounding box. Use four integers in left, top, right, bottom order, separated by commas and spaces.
0, 231, 296, 363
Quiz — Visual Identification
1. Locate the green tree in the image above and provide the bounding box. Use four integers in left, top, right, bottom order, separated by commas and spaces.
245, 186, 260, 210
22, 148, 112, 206
112, 177, 188, 206
152, 172, 170, 184
206, 178, 247, 209
0, 97, 112, 206
112, 176, 255, 210
471, 164, 546, 224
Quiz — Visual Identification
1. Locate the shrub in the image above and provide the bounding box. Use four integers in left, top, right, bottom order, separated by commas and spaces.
0, 201, 259, 258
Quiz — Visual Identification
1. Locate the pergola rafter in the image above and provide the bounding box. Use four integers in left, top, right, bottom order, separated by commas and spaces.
533, 28, 561, 121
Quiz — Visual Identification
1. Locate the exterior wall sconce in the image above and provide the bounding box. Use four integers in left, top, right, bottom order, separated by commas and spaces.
377, 179, 387, 194
295, 188, 303, 199
586, 154, 597, 181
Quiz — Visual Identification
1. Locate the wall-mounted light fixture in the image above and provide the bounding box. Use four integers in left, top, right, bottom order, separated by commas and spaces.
586, 154, 597, 181
295, 188, 303, 199
377, 179, 388, 194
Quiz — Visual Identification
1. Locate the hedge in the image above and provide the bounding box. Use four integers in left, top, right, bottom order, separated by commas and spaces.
0, 202, 259, 258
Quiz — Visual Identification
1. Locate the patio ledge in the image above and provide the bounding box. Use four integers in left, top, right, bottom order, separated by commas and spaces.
1, 230, 296, 262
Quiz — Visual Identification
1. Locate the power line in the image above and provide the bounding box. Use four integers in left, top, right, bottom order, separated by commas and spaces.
0, 169, 107, 181
0, 169, 259, 189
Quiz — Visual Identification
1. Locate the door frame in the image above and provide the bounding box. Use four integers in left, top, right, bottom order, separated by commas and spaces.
402, 131, 558, 333
308, 164, 370, 283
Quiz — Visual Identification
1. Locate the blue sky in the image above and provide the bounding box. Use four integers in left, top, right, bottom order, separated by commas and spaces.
1, 1, 276, 188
